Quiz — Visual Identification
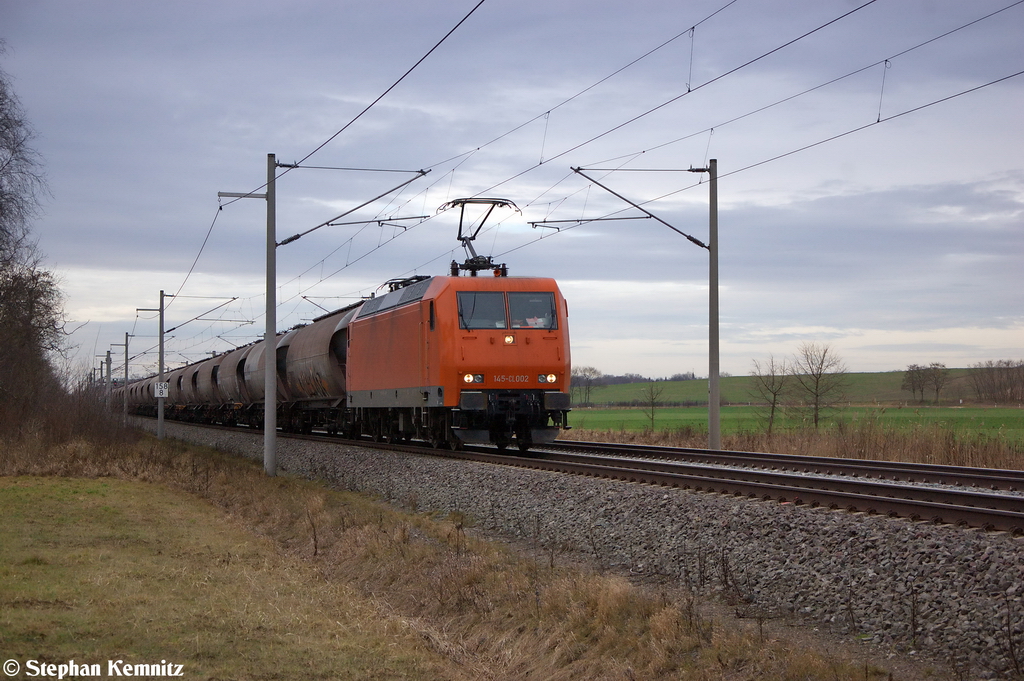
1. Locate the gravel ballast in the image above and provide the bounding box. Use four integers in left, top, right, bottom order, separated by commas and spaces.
146, 420, 1024, 678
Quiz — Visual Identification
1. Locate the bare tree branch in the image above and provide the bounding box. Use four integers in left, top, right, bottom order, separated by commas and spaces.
750, 355, 789, 436
790, 342, 848, 429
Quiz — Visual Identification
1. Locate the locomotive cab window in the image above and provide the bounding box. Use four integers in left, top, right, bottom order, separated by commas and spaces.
457, 291, 507, 329
509, 292, 557, 329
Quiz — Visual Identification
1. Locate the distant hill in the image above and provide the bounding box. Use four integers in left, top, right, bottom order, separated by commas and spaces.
579, 369, 975, 406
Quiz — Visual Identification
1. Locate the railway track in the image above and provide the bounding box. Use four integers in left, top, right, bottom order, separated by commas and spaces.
458, 442, 1024, 535
542, 439, 1024, 492
155, 420, 1024, 535
343, 437, 1024, 534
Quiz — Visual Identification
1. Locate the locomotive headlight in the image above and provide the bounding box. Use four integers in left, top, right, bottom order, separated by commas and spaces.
546, 373, 557, 383
463, 373, 484, 383
504, 334, 515, 345
539, 373, 557, 383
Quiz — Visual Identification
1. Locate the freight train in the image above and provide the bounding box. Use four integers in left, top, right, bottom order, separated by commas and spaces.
117, 270, 572, 452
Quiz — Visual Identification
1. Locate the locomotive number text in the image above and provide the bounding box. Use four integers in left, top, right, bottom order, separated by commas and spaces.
493, 374, 530, 383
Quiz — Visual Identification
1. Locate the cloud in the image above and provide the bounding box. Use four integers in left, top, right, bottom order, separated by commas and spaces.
3, 0, 1022, 377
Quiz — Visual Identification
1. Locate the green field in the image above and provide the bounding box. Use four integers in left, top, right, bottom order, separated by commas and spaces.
567, 404, 1024, 443
578, 369, 979, 406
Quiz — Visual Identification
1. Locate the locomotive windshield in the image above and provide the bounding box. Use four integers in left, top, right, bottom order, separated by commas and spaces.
458, 291, 507, 329
457, 291, 557, 330
509, 292, 557, 329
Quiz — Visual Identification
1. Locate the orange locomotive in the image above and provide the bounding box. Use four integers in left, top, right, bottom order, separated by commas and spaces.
347, 273, 571, 451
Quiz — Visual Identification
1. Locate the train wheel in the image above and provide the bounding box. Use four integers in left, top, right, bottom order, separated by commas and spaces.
515, 419, 533, 454
428, 424, 446, 449
429, 411, 451, 449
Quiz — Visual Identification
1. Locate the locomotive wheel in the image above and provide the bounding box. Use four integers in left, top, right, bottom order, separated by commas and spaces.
515, 420, 533, 453
429, 412, 452, 449
429, 425, 447, 449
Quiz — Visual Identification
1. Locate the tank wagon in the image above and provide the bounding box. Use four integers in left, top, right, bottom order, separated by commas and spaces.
118, 272, 571, 452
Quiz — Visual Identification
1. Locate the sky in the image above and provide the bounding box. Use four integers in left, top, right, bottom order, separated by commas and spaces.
3, 0, 1023, 380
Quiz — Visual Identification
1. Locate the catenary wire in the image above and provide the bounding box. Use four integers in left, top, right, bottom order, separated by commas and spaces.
151, 2, 489, 351
425, 0, 743, 170
470, 0, 883, 197
218, 0, 487, 213
152, 1, 1019, 363
490, 67, 1024, 263
275, 0, 881, 308
186, 0, 744, 316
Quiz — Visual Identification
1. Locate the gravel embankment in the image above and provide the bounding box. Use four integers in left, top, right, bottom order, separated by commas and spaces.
146, 420, 1024, 678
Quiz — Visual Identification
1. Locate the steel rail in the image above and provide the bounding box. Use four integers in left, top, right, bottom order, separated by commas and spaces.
543, 439, 1024, 491
536, 450, 1024, 510
447, 446, 1024, 534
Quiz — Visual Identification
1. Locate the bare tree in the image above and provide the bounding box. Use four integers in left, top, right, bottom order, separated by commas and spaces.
1, 49, 48, 265
749, 355, 789, 435
901, 364, 927, 403
0, 49, 64, 432
570, 365, 602, 406
968, 360, 1024, 403
791, 342, 848, 429
639, 381, 664, 431
927, 362, 949, 403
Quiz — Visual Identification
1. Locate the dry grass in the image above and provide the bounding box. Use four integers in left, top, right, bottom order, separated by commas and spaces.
0, 430, 934, 680
570, 420, 1023, 470
0, 476, 460, 680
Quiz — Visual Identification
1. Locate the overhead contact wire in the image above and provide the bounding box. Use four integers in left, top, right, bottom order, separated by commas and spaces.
583, 0, 1024, 169
218, 0, 487, 211
425, 0, 741, 170
474, 0, 882, 197
494, 68, 1024, 260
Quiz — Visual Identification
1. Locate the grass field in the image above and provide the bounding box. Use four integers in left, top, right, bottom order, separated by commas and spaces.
0, 476, 460, 680
568, 404, 1024, 443
580, 369, 979, 406
0, 438, 909, 681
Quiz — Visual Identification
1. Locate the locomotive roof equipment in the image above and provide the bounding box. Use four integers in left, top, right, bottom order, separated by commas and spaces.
438, 197, 517, 276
